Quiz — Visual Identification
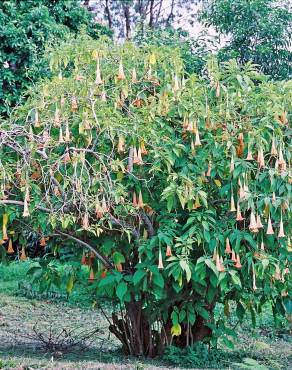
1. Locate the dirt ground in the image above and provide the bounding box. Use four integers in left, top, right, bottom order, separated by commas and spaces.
0, 292, 185, 369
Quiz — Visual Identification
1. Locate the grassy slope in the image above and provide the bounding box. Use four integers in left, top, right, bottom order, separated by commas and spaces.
0, 261, 291, 370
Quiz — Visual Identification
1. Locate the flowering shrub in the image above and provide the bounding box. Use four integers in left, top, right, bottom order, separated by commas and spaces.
0, 34, 291, 356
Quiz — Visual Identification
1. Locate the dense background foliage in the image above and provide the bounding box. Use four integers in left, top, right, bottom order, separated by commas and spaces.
201, 0, 292, 79
0, 0, 111, 116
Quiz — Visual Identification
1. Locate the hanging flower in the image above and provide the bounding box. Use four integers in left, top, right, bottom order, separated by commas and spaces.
166, 245, 172, 257
194, 127, 201, 146
132, 68, 137, 83
23, 197, 30, 217
95, 198, 104, 218
236, 133, 244, 157
65, 122, 70, 142
102, 196, 108, 213
88, 268, 95, 282
220, 256, 225, 272
206, 161, 212, 177
239, 180, 245, 200
7, 238, 14, 254
101, 270, 107, 279
278, 146, 285, 165
215, 81, 220, 97
40, 237, 46, 247
266, 215, 274, 235
246, 136, 253, 161
137, 191, 144, 208
132, 191, 138, 207
212, 249, 217, 261
54, 107, 60, 127
173, 74, 180, 92
137, 147, 144, 165
71, 96, 78, 111
249, 211, 258, 233
216, 253, 221, 271
257, 147, 265, 168
278, 216, 285, 238
256, 214, 263, 229
133, 147, 139, 164
117, 136, 125, 153
193, 194, 201, 209
252, 265, 257, 291
2, 213, 8, 241
158, 247, 164, 269
20, 247, 27, 261
81, 254, 87, 265
234, 254, 242, 269
246, 147, 253, 161
230, 193, 236, 212
236, 202, 244, 221
191, 140, 195, 152
140, 141, 148, 155
186, 120, 196, 133
270, 136, 277, 156
115, 263, 123, 272
225, 237, 232, 253
34, 109, 40, 127
231, 249, 237, 262
118, 61, 125, 80
260, 241, 265, 251
59, 126, 64, 144
95, 58, 102, 84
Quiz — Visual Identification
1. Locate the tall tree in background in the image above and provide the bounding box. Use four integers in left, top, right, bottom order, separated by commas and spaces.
0, 0, 111, 116
85, 0, 200, 39
201, 0, 292, 80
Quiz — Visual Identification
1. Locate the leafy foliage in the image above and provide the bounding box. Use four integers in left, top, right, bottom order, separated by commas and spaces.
163, 343, 210, 368
0, 0, 111, 116
134, 27, 213, 75
201, 0, 292, 79
0, 33, 291, 356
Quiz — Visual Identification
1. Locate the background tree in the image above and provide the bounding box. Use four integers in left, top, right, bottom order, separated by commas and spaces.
201, 0, 292, 79
0, 0, 111, 116
133, 27, 214, 75
0, 34, 291, 357
85, 0, 201, 39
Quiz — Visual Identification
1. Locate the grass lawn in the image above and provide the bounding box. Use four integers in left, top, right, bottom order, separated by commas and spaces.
0, 261, 291, 369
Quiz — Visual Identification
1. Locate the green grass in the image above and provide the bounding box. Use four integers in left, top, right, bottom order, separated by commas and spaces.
0, 261, 291, 369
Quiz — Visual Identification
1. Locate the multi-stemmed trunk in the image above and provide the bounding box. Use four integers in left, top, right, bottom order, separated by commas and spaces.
108, 299, 214, 357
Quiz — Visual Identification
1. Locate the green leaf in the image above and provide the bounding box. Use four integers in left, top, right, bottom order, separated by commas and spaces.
98, 273, 116, 287
222, 336, 234, 349
133, 269, 146, 285
66, 275, 74, 294
116, 281, 127, 301
231, 272, 242, 288
153, 273, 164, 288
113, 252, 125, 264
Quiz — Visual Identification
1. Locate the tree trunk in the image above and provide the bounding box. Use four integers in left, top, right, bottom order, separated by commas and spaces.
108, 299, 214, 357
123, 4, 131, 39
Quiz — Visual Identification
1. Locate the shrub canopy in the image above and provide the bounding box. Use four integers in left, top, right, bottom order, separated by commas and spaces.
0, 34, 291, 356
